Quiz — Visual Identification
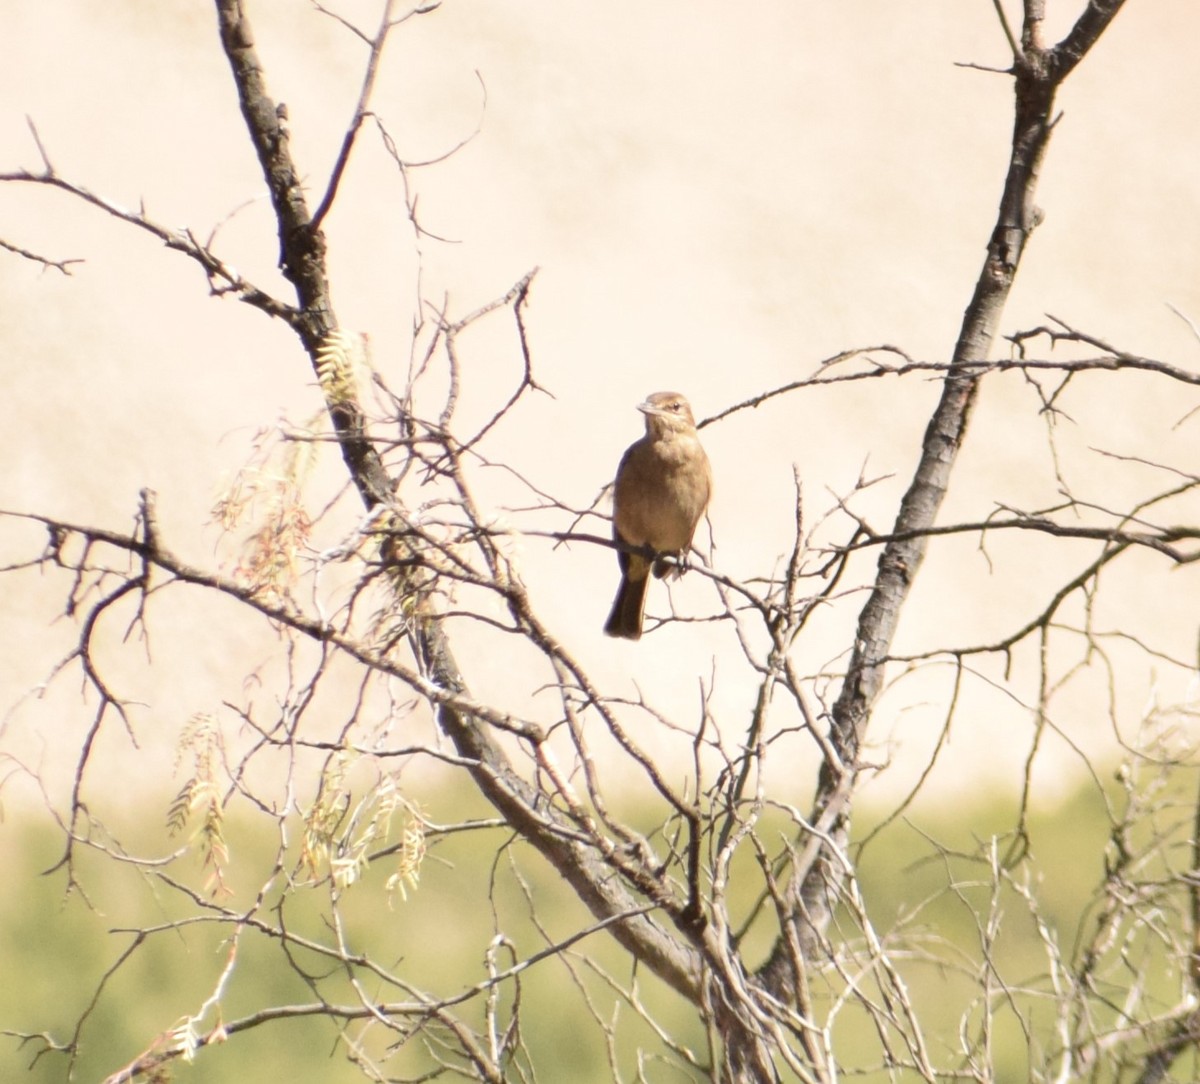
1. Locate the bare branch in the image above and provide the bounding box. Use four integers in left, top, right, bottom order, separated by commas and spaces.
754, 0, 1133, 1004
0, 235, 82, 274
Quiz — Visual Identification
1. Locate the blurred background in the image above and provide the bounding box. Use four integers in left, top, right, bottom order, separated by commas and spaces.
2, 1, 1199, 1080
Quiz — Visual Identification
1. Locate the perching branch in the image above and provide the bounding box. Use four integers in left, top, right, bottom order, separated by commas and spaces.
211, 0, 711, 1018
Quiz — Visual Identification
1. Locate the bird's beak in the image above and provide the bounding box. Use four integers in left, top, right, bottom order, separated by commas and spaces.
636, 399, 663, 417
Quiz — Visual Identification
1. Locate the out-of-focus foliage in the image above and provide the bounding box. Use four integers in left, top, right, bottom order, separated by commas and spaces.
6, 767, 1195, 1083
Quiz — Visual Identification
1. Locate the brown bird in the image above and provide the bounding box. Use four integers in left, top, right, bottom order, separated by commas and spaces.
604, 391, 712, 640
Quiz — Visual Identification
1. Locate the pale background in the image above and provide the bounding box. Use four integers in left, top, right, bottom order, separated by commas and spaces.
2, 1, 1199, 817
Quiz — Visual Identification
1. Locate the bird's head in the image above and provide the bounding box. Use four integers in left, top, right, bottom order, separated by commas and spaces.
637, 391, 696, 435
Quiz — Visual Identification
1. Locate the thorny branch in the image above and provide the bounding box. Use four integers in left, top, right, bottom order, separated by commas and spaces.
702, 329, 1200, 430
0, 234, 82, 274
1, 120, 295, 320
9, 1, 1200, 1082
751, 0, 1132, 1061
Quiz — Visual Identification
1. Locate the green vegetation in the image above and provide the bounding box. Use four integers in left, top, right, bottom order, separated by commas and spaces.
3, 766, 1197, 1082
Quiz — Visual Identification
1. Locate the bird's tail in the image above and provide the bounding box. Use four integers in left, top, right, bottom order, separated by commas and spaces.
604, 572, 649, 640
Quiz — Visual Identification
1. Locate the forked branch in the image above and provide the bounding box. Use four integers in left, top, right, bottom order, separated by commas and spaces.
756, 0, 1129, 1004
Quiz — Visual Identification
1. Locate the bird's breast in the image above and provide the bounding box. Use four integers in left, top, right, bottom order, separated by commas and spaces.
613, 435, 711, 552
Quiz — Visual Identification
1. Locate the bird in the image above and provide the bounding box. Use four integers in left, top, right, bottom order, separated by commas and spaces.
604, 391, 712, 640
